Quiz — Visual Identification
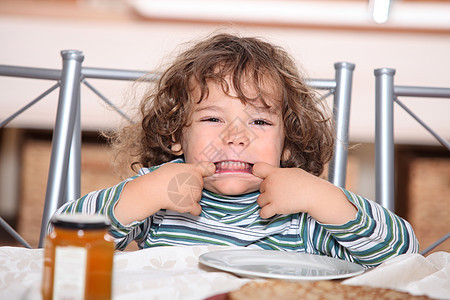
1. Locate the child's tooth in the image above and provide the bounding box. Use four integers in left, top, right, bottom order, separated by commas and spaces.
216, 161, 251, 171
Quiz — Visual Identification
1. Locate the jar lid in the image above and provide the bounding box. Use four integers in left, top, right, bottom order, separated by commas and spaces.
51, 213, 111, 230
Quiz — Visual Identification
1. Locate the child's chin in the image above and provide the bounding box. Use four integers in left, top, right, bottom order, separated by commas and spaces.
204, 177, 261, 196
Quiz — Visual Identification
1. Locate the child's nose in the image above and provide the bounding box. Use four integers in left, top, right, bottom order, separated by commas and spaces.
222, 124, 250, 147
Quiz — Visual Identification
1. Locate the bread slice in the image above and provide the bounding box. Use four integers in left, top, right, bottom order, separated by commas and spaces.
227, 280, 430, 300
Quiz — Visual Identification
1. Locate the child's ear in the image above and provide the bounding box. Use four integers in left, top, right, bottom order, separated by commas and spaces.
281, 147, 291, 162
171, 143, 183, 155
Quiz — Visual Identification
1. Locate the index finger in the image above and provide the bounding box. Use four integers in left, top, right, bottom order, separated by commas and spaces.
194, 161, 216, 177
252, 162, 275, 179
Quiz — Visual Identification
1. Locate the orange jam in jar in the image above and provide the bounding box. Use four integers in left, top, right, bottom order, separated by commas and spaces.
42, 214, 115, 300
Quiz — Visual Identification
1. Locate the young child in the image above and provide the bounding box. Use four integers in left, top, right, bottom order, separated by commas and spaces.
53, 33, 418, 268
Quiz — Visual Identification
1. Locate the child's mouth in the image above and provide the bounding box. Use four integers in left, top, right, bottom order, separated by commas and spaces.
214, 161, 253, 174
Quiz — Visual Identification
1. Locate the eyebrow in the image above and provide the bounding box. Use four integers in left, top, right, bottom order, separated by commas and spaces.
194, 105, 224, 113
246, 105, 280, 116
194, 104, 280, 116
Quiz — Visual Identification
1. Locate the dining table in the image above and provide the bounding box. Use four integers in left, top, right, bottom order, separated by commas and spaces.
0, 244, 448, 299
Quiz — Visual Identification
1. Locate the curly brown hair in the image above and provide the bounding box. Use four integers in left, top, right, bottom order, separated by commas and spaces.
110, 33, 334, 176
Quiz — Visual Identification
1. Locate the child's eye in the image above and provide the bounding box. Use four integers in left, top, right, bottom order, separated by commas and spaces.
201, 117, 221, 123
251, 119, 272, 126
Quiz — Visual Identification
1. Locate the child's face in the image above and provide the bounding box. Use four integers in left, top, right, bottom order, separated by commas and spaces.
179, 79, 285, 195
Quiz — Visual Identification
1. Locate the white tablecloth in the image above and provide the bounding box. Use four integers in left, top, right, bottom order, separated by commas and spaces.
343, 251, 450, 299
0, 245, 448, 300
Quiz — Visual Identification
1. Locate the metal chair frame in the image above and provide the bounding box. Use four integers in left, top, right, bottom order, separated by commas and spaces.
374, 68, 450, 254
0, 50, 354, 248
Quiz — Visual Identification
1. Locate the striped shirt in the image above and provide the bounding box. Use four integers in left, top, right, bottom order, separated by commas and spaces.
55, 159, 418, 268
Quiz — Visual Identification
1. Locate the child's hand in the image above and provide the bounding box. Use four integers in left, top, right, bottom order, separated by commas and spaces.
252, 162, 314, 219
114, 162, 215, 225
157, 162, 216, 215
252, 162, 357, 225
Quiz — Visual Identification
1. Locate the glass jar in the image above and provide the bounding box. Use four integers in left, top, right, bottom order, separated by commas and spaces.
42, 214, 115, 300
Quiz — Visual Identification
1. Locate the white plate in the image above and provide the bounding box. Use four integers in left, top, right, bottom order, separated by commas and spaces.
199, 249, 365, 281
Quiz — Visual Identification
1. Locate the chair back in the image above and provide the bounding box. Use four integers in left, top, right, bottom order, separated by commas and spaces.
374, 68, 450, 213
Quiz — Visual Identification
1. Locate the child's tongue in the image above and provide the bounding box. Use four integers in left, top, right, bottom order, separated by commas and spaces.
215, 161, 253, 173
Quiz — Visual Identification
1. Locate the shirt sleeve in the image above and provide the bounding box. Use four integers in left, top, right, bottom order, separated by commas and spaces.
309, 188, 419, 268
52, 174, 151, 251
51, 159, 185, 250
